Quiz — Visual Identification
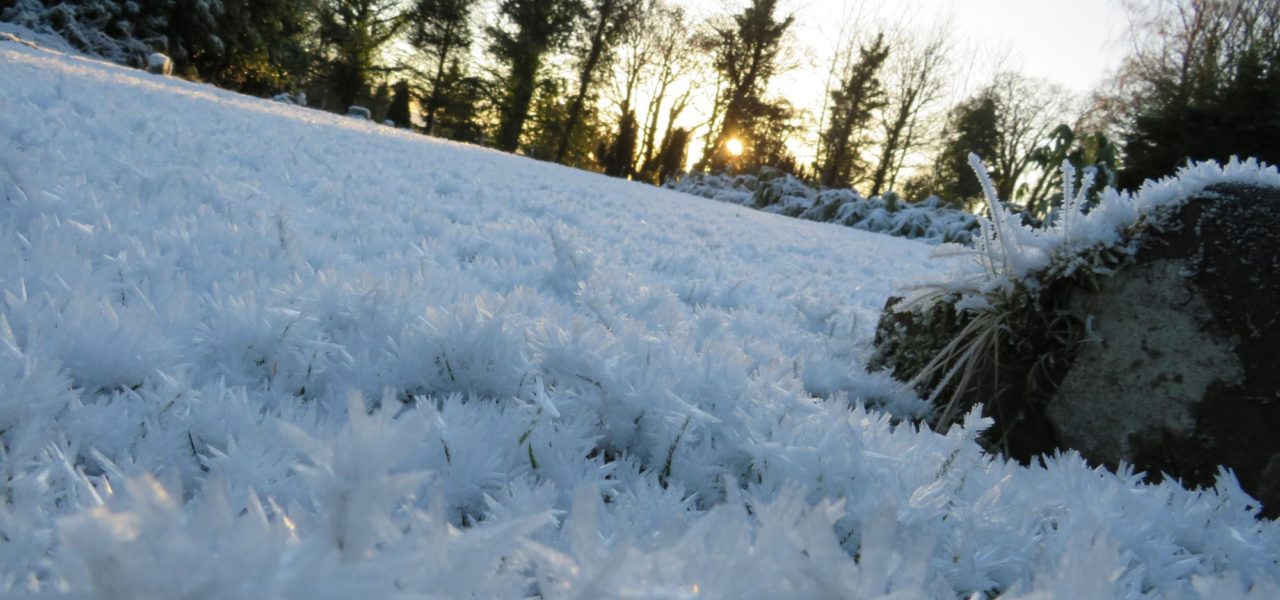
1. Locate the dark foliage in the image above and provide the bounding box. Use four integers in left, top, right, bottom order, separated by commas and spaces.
1121, 46, 1280, 189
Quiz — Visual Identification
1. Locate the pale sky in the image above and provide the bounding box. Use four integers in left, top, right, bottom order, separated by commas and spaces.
765, 0, 1130, 96
900, 0, 1129, 94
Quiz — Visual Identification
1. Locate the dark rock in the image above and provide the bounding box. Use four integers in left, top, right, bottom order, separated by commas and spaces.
871, 182, 1280, 516
870, 292, 1067, 462
1047, 183, 1280, 516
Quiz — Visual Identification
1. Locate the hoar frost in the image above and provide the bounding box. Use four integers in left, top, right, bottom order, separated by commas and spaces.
0, 32, 1277, 599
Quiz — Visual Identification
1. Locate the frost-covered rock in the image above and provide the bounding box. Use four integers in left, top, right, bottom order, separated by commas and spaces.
346, 105, 371, 120
1049, 183, 1280, 516
271, 92, 307, 107
874, 156, 1280, 516
146, 52, 172, 75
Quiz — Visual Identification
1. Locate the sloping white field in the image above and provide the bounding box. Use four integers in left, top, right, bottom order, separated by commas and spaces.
0, 39, 1277, 599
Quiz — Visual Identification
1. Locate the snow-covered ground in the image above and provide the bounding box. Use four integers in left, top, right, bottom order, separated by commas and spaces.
1, 37, 1277, 598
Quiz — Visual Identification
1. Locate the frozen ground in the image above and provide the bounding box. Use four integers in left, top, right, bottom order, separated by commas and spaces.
1, 36, 1277, 598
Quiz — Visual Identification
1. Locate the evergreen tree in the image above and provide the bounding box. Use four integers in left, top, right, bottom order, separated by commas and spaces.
816, 33, 889, 188
200, 0, 315, 95
431, 60, 488, 142
409, 0, 472, 134
1121, 45, 1280, 188
1021, 125, 1118, 217
151, 0, 217, 76
1114, 0, 1280, 188
2, 0, 314, 94
316, 0, 408, 112
2, 0, 169, 65
933, 91, 999, 207
748, 97, 799, 171
387, 79, 412, 127
654, 126, 690, 184
487, 0, 583, 153
525, 76, 602, 163
601, 109, 637, 177
369, 80, 392, 120
700, 0, 793, 170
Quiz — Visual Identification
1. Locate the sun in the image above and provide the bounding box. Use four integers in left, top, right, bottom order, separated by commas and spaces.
725, 137, 745, 157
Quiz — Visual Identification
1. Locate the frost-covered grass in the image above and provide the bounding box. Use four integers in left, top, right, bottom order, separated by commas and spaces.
927, 154, 1280, 301
1, 38, 1278, 598
669, 169, 980, 245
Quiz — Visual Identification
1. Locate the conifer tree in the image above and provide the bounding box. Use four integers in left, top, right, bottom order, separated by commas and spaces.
199, 0, 315, 95
932, 91, 999, 207
700, 0, 794, 171
817, 34, 889, 188
432, 60, 488, 142
387, 79, 412, 127
601, 109, 638, 177
488, 0, 583, 152
654, 126, 690, 184
316, 0, 408, 112
410, 0, 473, 134
1117, 1, 1280, 187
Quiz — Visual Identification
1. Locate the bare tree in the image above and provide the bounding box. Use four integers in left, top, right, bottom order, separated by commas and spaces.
868, 25, 951, 197
610, 1, 657, 121
1117, 0, 1279, 106
634, 2, 700, 177
553, 0, 642, 163
985, 72, 1075, 203
1110, 0, 1280, 186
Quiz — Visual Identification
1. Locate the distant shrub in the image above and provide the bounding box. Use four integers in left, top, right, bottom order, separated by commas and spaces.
668, 168, 980, 244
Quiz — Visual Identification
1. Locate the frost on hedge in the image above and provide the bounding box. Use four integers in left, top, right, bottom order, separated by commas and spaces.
668, 168, 980, 245
0, 0, 165, 66
0, 41, 1278, 598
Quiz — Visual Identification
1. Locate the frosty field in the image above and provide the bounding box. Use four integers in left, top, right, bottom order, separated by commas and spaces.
1, 38, 1278, 598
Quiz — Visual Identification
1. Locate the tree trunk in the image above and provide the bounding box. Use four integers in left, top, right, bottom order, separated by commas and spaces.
554, 12, 610, 163
497, 57, 540, 152
870, 101, 911, 197
423, 47, 452, 134
639, 80, 669, 171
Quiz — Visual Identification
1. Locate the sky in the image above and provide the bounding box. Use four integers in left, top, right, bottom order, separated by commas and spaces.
844, 0, 1131, 94
759, 0, 1131, 97
671, 0, 1132, 167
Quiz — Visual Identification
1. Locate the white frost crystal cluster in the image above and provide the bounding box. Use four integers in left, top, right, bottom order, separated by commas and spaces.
0, 33, 1277, 598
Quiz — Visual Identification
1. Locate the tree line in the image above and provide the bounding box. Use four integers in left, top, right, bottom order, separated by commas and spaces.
3, 0, 1277, 216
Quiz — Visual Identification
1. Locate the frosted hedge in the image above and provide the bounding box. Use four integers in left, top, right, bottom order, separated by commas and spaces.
668, 169, 980, 245
0, 35, 1278, 598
